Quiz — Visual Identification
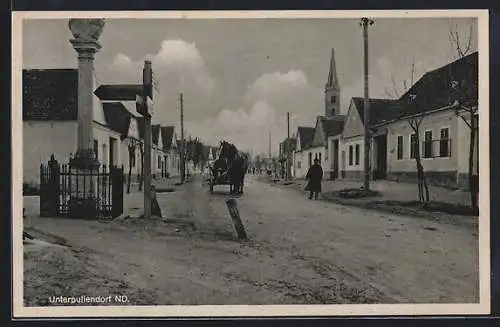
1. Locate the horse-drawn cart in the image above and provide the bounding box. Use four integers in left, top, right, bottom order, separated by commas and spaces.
207, 141, 249, 195
208, 165, 231, 194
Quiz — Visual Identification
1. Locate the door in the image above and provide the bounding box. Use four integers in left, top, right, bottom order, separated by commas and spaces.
375, 135, 387, 179
333, 140, 339, 179
341, 150, 346, 178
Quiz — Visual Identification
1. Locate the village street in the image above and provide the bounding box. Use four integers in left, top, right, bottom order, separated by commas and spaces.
23, 174, 479, 306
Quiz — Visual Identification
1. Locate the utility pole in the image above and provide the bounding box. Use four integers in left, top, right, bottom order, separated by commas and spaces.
286, 112, 290, 180
179, 93, 185, 184
268, 130, 272, 160
142, 60, 153, 218
360, 17, 374, 191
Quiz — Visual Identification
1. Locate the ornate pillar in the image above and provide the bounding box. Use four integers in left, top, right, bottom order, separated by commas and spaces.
68, 18, 105, 168
67, 19, 105, 218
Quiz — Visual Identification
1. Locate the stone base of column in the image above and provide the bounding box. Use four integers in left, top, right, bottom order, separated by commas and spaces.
68, 148, 101, 219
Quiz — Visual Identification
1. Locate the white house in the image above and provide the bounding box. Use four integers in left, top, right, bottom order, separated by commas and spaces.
372, 51, 479, 188
101, 101, 142, 182
293, 126, 316, 179
160, 126, 180, 177
23, 68, 122, 187
337, 51, 478, 189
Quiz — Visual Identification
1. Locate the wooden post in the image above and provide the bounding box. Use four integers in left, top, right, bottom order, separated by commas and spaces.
360, 17, 374, 191
143, 60, 153, 219
180, 93, 186, 184
226, 198, 248, 240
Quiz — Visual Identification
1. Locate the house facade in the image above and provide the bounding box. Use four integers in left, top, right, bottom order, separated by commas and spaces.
161, 126, 180, 177
291, 46, 478, 190
23, 69, 187, 188
341, 51, 478, 189
23, 68, 123, 186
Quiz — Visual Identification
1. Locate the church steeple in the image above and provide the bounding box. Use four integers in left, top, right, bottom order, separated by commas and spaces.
325, 48, 340, 118
326, 48, 339, 90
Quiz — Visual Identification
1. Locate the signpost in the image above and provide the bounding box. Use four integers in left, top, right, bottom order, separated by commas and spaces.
136, 60, 153, 218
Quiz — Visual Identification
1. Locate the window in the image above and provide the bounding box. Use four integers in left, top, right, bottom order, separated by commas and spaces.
158, 155, 161, 169
355, 144, 360, 165
308, 152, 312, 167
410, 133, 418, 159
93, 140, 98, 160
349, 145, 353, 165
297, 161, 301, 169
331, 95, 336, 104
397, 136, 403, 160
423, 130, 433, 158
439, 128, 451, 157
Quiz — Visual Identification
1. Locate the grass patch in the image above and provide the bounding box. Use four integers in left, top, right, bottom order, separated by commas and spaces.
369, 200, 478, 217
331, 188, 381, 199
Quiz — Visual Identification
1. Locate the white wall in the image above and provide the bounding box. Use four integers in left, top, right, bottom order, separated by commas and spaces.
23, 121, 78, 186
293, 146, 325, 179
93, 123, 122, 167
386, 110, 459, 173
340, 136, 364, 173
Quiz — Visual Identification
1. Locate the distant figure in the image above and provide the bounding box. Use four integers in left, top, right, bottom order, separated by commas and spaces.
305, 158, 323, 200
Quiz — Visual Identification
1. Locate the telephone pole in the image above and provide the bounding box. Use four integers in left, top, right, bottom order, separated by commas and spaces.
360, 17, 374, 191
268, 130, 271, 160
179, 93, 185, 184
286, 112, 290, 180
142, 60, 153, 218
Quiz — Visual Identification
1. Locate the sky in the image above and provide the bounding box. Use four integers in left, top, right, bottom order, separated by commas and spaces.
22, 17, 477, 156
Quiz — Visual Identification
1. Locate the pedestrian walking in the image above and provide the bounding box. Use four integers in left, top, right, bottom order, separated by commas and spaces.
305, 158, 323, 200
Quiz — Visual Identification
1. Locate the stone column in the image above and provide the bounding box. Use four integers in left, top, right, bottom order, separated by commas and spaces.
67, 19, 105, 218
68, 18, 105, 168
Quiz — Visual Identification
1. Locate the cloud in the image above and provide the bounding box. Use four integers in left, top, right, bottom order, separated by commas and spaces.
244, 70, 309, 103
183, 70, 322, 155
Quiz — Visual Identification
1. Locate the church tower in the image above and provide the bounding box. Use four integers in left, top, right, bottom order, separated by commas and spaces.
325, 48, 340, 118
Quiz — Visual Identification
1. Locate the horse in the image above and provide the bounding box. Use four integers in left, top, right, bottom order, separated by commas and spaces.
229, 152, 249, 194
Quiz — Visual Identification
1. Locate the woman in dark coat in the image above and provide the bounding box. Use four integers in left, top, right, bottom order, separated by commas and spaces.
305, 158, 323, 200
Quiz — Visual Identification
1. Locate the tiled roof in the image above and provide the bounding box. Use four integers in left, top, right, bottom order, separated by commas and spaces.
352, 51, 478, 127
94, 84, 144, 101
351, 98, 399, 126
394, 51, 478, 122
23, 69, 78, 121
161, 126, 175, 150
297, 127, 315, 150
321, 116, 345, 137
102, 102, 132, 138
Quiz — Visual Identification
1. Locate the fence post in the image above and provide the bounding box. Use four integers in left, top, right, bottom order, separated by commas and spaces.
48, 155, 60, 216
111, 165, 124, 218
225, 198, 248, 240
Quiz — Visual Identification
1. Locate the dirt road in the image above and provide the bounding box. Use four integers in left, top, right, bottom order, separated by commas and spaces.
23, 174, 479, 306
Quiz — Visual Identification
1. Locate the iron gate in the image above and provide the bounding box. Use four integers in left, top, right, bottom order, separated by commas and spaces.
40, 155, 124, 219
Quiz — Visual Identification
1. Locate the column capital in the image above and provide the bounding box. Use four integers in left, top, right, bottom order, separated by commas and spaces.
68, 18, 105, 56
70, 39, 101, 59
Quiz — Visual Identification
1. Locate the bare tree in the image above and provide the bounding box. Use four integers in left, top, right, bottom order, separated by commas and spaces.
386, 61, 430, 206
448, 20, 478, 210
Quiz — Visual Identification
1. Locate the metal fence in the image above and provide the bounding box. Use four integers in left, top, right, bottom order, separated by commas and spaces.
40, 155, 124, 219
